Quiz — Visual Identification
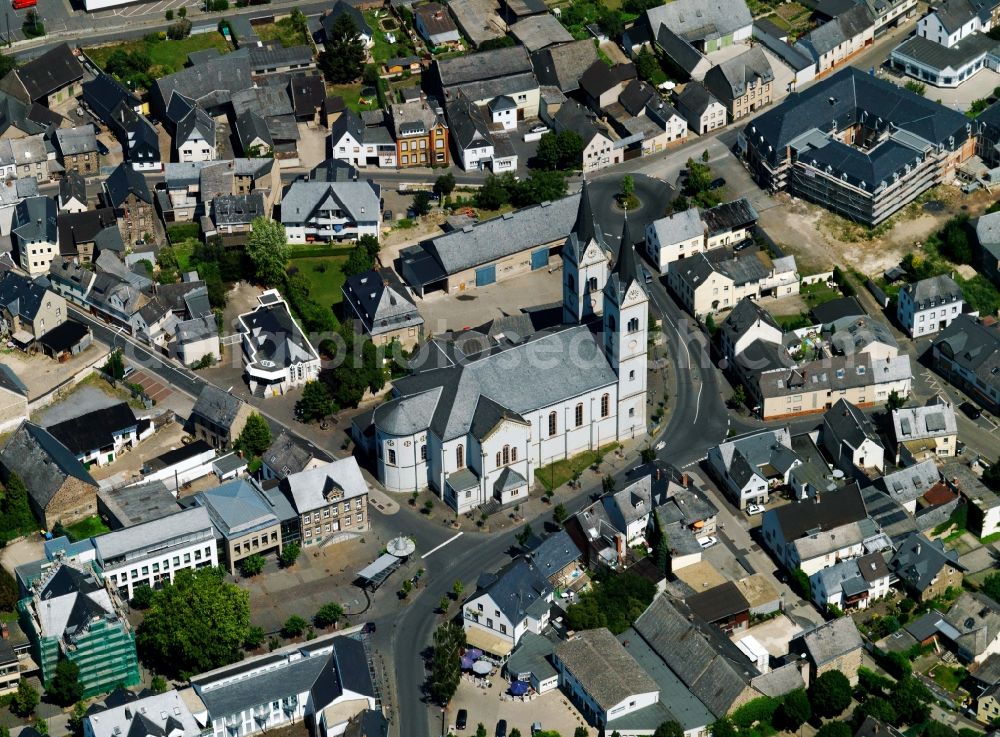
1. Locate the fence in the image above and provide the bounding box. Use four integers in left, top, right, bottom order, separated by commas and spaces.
26, 347, 111, 413
801, 271, 835, 286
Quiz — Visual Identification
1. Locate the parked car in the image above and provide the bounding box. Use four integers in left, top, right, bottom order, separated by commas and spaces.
734, 238, 754, 251
531, 724, 543, 736
530, 125, 548, 133
641, 266, 653, 284
697, 536, 718, 549
496, 720, 507, 737
960, 401, 982, 420
122, 366, 136, 379
710, 177, 726, 189
456, 710, 468, 731
746, 503, 764, 515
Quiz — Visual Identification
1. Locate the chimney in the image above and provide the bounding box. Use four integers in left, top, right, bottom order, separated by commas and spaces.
815, 491, 821, 504
682, 473, 689, 487
915, 542, 921, 556
1, 623, 8, 640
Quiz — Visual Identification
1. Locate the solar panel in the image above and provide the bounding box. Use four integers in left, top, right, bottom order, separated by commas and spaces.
879, 511, 908, 527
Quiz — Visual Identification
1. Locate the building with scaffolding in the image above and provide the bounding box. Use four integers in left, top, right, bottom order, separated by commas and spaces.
740, 67, 974, 225
17, 560, 139, 698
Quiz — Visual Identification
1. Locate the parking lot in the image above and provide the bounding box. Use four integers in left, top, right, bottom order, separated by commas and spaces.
447, 677, 593, 737
1, 342, 108, 402
90, 0, 201, 20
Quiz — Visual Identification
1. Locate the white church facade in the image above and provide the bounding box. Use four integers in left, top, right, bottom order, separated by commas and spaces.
361, 184, 649, 514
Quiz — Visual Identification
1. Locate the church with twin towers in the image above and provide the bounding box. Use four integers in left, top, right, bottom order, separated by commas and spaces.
366, 183, 650, 513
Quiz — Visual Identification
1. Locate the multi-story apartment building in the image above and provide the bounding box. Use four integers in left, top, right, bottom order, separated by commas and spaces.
390, 96, 449, 167
279, 457, 370, 547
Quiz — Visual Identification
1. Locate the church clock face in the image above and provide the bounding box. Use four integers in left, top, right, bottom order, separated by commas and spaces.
590, 297, 598, 309
627, 287, 641, 301
629, 340, 638, 349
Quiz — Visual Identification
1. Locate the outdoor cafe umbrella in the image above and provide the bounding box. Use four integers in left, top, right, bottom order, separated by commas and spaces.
472, 660, 492, 675
466, 648, 483, 660
460, 656, 475, 670
509, 681, 529, 696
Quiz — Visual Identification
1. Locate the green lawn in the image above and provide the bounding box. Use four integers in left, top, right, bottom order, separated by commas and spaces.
366, 10, 416, 62
328, 83, 381, 113
536, 443, 620, 493
255, 18, 311, 48
62, 515, 110, 542
929, 664, 966, 693
289, 254, 350, 308
87, 33, 231, 77
800, 280, 841, 308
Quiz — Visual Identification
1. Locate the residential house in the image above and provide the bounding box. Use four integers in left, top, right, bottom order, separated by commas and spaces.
915, 0, 995, 48
463, 557, 554, 657
931, 315, 1000, 413
550, 98, 623, 172
94, 507, 218, 600
280, 180, 381, 243
59, 170, 88, 213
96, 480, 181, 529
17, 561, 139, 698
415, 3, 461, 46
796, 4, 875, 76
898, 274, 965, 338
552, 629, 661, 728
707, 426, 797, 509
602, 475, 653, 544
57, 207, 121, 264
874, 461, 952, 525
323, 1, 374, 47
943, 461, 1000, 539
0, 365, 27, 435
102, 164, 155, 248
329, 109, 397, 169
531, 40, 600, 94
168, 94, 217, 163
205, 192, 266, 242
278, 457, 370, 546
83, 690, 201, 737
759, 483, 880, 574
81, 73, 159, 172
189, 384, 253, 452
717, 298, 783, 367
890, 532, 965, 601
54, 126, 99, 176
261, 428, 325, 481
741, 68, 974, 226
0, 270, 66, 341
702, 46, 774, 121
820, 399, 886, 475
0, 421, 99, 526
666, 246, 799, 317
290, 74, 326, 125
12, 196, 58, 276
0, 640, 18, 696
892, 398, 959, 463
940, 592, 1000, 664
646, 0, 754, 80
175, 314, 220, 367
191, 634, 377, 737
446, 95, 498, 171
342, 267, 424, 348
390, 96, 449, 167
195, 478, 290, 574
398, 191, 579, 296
579, 60, 636, 111
810, 551, 892, 611
45, 403, 146, 468
826, 314, 899, 361
645, 207, 706, 273
789, 617, 864, 684
435, 45, 540, 119
0, 89, 64, 140
0, 44, 83, 107
525, 529, 583, 588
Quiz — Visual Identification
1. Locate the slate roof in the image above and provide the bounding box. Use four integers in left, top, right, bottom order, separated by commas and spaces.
86, 690, 200, 737
526, 529, 581, 575
153, 55, 253, 115
445, 95, 493, 151
176, 103, 216, 147
531, 40, 599, 93
701, 197, 759, 235
415, 2, 459, 39
823, 398, 883, 454
13, 196, 57, 245
59, 170, 88, 208
58, 208, 117, 256
280, 457, 368, 514
755, 352, 911, 400
0, 270, 51, 322
0, 422, 97, 510
28, 561, 117, 641
263, 429, 320, 480
687, 581, 751, 622
649, 207, 704, 247
55, 126, 98, 156
645, 0, 753, 43
45, 403, 138, 456
901, 274, 963, 310
474, 557, 552, 624
103, 164, 153, 207
342, 267, 423, 338
768, 483, 868, 540
290, 74, 326, 118
280, 180, 380, 226
827, 314, 897, 356
892, 399, 957, 443
191, 384, 245, 428
876, 460, 941, 506
743, 67, 971, 181
890, 533, 964, 592
797, 3, 874, 59
554, 629, 659, 711
633, 595, 755, 718
580, 61, 636, 101
942, 592, 1000, 659
14, 44, 83, 101
675, 81, 721, 117
932, 315, 1000, 396
381, 324, 617, 441
82, 73, 141, 123
212, 192, 265, 226
703, 46, 774, 105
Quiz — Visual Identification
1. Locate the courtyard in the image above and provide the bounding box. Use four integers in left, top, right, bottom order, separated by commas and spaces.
447, 676, 594, 737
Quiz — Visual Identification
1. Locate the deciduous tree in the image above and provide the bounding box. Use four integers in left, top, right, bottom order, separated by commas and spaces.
245, 218, 288, 286
46, 659, 83, 706
429, 622, 465, 703
296, 380, 335, 423
236, 413, 271, 457
809, 670, 851, 719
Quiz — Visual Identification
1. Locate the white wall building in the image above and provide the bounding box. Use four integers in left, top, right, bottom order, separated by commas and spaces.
280, 181, 381, 244
85, 691, 202, 737
237, 290, 321, 398
94, 507, 218, 600
897, 274, 965, 338
462, 558, 553, 656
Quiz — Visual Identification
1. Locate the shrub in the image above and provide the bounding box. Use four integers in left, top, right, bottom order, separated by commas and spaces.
282, 615, 308, 638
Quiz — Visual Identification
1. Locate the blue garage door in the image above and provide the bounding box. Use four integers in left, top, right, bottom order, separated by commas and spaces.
531, 248, 548, 270
476, 265, 496, 286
